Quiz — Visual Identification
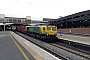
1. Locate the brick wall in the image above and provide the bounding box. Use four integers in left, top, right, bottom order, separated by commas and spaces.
58, 28, 90, 34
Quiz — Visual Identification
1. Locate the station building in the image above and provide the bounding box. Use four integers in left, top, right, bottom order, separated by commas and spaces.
0, 14, 43, 31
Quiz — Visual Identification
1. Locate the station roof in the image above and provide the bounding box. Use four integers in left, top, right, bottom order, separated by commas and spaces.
0, 23, 14, 25
5, 17, 26, 19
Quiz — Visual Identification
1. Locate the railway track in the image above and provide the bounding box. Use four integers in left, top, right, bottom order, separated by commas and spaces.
51, 42, 90, 59
57, 38, 90, 55
14, 31, 90, 60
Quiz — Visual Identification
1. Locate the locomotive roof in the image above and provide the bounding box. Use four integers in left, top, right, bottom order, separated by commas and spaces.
26, 25, 47, 27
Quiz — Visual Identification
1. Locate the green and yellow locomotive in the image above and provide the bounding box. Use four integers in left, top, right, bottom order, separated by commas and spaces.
27, 25, 57, 42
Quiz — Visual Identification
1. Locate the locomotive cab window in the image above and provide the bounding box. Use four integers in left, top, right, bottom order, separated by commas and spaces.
52, 27, 56, 31
27, 27, 29, 30
47, 27, 51, 30
43, 27, 45, 30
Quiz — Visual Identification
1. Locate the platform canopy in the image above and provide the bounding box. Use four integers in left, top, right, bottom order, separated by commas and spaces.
0, 23, 14, 25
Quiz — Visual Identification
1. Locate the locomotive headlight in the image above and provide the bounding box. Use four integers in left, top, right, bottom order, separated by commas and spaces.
47, 33, 49, 36
45, 32, 49, 36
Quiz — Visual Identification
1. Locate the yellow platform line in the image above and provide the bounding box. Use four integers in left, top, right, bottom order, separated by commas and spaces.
10, 34, 29, 60
10, 32, 43, 60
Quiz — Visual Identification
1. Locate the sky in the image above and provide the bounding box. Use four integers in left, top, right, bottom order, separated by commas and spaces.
0, 0, 90, 20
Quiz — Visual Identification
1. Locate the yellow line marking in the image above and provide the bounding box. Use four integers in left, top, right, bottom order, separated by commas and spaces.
10, 32, 43, 60
10, 34, 29, 60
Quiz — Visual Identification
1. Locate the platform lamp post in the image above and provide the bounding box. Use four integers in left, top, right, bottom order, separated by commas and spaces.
3, 22, 6, 31
3, 17, 6, 31
59, 16, 62, 36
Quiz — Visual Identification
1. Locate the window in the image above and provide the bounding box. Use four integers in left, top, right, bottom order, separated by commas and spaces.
18, 20, 21, 22
9, 19, 12, 22
52, 27, 56, 31
43, 27, 45, 30
73, 16, 80, 18
47, 27, 51, 30
67, 18, 72, 20
13, 20, 17, 22
81, 15, 85, 17
87, 14, 90, 16
63, 19, 66, 21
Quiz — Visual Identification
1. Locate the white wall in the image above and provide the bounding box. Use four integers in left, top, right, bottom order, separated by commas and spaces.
0, 14, 5, 18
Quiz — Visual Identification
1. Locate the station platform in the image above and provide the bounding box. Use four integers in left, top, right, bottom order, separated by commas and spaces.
57, 33, 90, 45
0, 31, 59, 60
